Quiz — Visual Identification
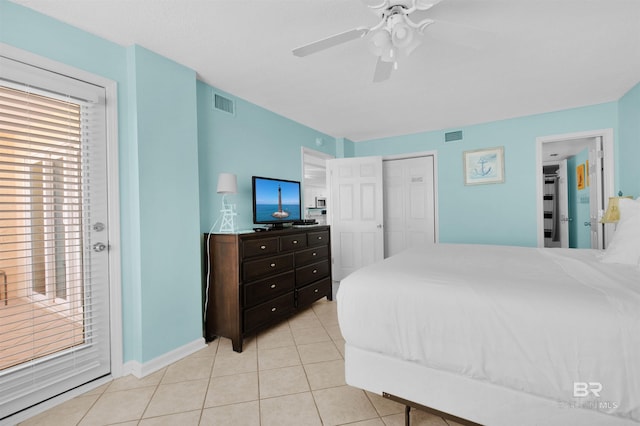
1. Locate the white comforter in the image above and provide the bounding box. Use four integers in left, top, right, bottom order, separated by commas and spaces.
337, 244, 640, 422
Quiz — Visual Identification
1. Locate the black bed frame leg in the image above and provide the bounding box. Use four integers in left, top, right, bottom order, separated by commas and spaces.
405, 405, 411, 426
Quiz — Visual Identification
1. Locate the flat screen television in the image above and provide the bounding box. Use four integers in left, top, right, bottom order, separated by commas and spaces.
252, 176, 302, 228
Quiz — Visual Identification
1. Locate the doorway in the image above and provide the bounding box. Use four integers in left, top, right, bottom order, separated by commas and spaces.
536, 130, 614, 249
301, 147, 334, 225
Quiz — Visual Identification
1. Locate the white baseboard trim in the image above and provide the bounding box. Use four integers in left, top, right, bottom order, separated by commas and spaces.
122, 337, 207, 378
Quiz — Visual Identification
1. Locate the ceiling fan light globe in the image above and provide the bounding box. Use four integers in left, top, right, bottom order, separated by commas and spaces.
369, 29, 392, 56
392, 24, 414, 49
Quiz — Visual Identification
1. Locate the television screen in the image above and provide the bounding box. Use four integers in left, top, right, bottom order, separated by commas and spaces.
252, 176, 302, 225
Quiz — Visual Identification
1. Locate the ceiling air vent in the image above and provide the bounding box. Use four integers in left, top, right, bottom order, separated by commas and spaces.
213, 93, 235, 115
445, 130, 463, 142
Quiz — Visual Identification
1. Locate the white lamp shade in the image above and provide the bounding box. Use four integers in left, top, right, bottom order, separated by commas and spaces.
216, 173, 237, 194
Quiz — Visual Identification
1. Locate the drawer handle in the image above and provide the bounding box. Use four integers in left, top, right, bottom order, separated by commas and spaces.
312, 252, 317, 256
260, 245, 266, 250
312, 269, 317, 274
293, 240, 298, 244
270, 263, 276, 268
270, 284, 276, 289
314, 289, 319, 293
271, 307, 277, 312
317, 236, 323, 240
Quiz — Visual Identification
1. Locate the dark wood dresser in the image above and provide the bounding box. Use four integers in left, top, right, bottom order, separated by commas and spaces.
203, 225, 332, 352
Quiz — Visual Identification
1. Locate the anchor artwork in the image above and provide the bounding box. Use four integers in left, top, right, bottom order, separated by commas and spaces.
463, 147, 505, 185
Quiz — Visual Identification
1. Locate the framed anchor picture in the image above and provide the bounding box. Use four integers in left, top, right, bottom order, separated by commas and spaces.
463, 146, 505, 185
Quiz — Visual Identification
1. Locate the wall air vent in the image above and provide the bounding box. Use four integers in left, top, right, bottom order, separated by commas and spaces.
213, 93, 235, 115
445, 130, 463, 142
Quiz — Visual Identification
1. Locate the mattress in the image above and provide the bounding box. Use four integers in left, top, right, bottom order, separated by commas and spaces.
337, 244, 640, 423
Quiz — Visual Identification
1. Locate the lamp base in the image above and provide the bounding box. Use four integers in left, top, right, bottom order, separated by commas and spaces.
219, 207, 236, 233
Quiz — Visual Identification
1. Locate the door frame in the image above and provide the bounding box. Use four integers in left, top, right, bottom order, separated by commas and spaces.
301, 146, 334, 213
558, 159, 569, 248
1, 43, 123, 422
382, 150, 440, 244
535, 129, 614, 248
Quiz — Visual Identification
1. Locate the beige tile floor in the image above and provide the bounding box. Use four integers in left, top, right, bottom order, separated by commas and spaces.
20, 299, 457, 426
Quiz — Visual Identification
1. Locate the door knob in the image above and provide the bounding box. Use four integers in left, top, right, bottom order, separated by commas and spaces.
93, 242, 107, 252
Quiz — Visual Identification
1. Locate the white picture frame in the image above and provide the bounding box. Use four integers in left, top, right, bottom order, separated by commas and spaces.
463, 146, 505, 185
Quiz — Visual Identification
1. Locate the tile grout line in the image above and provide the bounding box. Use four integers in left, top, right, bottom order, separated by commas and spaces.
296, 308, 326, 426
137, 365, 168, 423
74, 381, 109, 426
197, 340, 219, 426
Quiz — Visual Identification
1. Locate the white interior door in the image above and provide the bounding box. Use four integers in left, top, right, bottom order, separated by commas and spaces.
383, 156, 436, 258
558, 160, 569, 248
327, 156, 384, 281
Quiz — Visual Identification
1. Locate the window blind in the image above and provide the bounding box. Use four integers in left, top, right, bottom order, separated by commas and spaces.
0, 56, 110, 420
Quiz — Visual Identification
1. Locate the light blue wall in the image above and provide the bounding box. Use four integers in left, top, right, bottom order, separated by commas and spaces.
129, 46, 202, 362
618, 81, 640, 197
354, 103, 619, 246
1, 1, 203, 364
197, 82, 336, 232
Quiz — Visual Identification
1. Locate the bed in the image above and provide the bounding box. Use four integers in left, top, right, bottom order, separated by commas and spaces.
337, 199, 640, 426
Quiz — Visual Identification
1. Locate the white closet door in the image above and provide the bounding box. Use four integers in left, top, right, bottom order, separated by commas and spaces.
327, 156, 384, 281
383, 156, 436, 258
0, 55, 111, 419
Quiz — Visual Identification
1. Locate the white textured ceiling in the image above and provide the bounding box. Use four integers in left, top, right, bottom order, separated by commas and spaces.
11, 0, 640, 142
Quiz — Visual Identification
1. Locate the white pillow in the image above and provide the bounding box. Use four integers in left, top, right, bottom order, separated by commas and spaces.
600, 198, 640, 265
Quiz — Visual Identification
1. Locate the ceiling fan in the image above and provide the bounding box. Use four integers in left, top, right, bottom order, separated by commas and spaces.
292, 0, 444, 82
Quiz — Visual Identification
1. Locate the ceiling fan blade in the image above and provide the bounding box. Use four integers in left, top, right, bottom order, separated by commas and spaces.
415, 0, 444, 11
373, 57, 394, 83
293, 27, 370, 57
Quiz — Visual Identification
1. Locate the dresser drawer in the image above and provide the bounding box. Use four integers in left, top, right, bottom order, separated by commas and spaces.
295, 245, 328, 267
297, 278, 331, 308
280, 233, 307, 252
243, 253, 294, 282
244, 271, 295, 307
295, 260, 330, 287
243, 237, 279, 259
307, 230, 329, 247
244, 292, 294, 332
